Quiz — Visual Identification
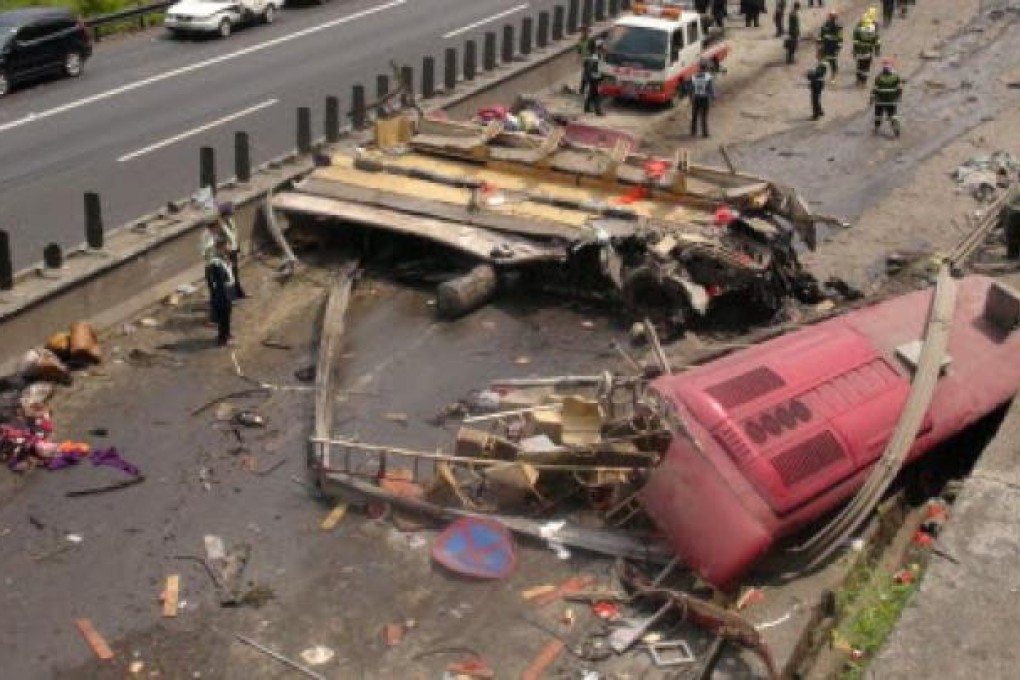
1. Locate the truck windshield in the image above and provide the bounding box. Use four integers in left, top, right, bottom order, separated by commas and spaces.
604, 26, 667, 70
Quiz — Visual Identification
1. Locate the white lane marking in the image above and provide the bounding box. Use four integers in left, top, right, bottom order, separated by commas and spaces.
117, 99, 277, 162
442, 3, 529, 39
0, 0, 406, 135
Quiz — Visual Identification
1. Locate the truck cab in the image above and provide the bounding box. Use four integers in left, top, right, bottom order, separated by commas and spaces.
600, 2, 729, 105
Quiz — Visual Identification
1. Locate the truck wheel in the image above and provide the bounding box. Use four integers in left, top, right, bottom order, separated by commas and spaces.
218, 18, 232, 38
263, 5, 275, 24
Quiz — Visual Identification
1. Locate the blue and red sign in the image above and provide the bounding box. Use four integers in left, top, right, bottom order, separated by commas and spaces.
432, 517, 517, 579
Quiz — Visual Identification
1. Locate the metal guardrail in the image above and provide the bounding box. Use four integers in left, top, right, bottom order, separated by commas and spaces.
86, 1, 173, 39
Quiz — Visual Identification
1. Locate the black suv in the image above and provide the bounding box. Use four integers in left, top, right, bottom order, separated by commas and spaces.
0, 8, 93, 97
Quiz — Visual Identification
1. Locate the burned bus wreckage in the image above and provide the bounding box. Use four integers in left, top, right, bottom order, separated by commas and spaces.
274, 113, 833, 334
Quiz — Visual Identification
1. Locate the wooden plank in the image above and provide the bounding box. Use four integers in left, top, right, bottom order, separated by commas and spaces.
320, 502, 348, 531
521, 639, 565, 680
312, 264, 358, 473
273, 193, 566, 264
162, 575, 180, 618
296, 176, 588, 241
75, 618, 114, 660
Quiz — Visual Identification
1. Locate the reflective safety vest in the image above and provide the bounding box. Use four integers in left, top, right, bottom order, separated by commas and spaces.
872, 71, 903, 103
820, 20, 843, 53
691, 72, 713, 98
208, 256, 235, 287
853, 22, 880, 57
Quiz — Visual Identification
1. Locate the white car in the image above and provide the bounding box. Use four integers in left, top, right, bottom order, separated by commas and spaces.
164, 0, 281, 38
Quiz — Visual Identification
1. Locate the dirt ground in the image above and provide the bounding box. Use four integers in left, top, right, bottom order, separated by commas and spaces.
3, 1, 1020, 678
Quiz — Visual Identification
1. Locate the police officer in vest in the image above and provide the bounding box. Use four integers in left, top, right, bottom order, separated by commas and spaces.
871, 58, 904, 136
583, 43, 605, 116
689, 60, 715, 138
806, 52, 828, 120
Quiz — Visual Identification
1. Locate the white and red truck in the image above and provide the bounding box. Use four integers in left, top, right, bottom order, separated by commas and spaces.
599, 2, 730, 106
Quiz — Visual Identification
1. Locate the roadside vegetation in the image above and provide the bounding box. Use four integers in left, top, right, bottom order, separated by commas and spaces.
2, 0, 131, 18
835, 555, 924, 679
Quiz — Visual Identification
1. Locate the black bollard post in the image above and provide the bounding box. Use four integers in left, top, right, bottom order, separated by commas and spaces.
0, 229, 12, 292
422, 56, 436, 98
235, 131, 251, 182
537, 11, 550, 48
567, 0, 579, 33
444, 47, 457, 91
596, 0, 607, 21
43, 243, 63, 270
582, 0, 594, 27
609, 0, 619, 17
84, 192, 103, 250
199, 146, 216, 193
376, 74, 389, 102
553, 5, 565, 40
502, 24, 515, 63
464, 39, 477, 81
400, 65, 414, 106
352, 84, 367, 129
520, 17, 533, 56
325, 97, 340, 143
297, 106, 312, 154
483, 31, 497, 70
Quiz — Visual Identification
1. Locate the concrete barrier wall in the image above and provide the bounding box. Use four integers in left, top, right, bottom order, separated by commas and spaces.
0, 19, 609, 373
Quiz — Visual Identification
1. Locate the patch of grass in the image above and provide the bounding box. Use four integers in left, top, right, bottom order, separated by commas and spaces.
835, 561, 923, 680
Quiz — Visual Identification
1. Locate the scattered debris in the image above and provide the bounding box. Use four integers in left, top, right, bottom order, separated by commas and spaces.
952, 151, 1019, 201
383, 622, 405, 647
233, 410, 265, 428
320, 503, 348, 531
521, 639, 565, 680
74, 618, 114, 660
234, 633, 326, 680
299, 646, 335, 666
162, 575, 180, 618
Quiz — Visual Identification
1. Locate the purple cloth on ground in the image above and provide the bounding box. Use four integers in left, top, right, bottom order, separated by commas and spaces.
44, 453, 84, 471
91, 447, 141, 477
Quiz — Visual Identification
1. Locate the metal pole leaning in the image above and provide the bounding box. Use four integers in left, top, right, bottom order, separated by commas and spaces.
520, 16, 533, 56
444, 47, 457, 91
297, 106, 312, 154
484, 31, 497, 70
325, 97, 340, 143
84, 191, 103, 250
422, 56, 436, 98
351, 84, 366, 129
464, 39, 477, 81
235, 131, 251, 182
537, 11, 550, 48
502, 24, 515, 63
553, 5, 565, 40
200, 146, 216, 193
0, 229, 13, 292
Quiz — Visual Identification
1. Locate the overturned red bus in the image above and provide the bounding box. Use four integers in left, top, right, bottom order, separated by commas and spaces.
640, 276, 1020, 589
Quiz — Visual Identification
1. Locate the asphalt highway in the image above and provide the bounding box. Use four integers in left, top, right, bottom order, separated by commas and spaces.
0, 0, 569, 268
